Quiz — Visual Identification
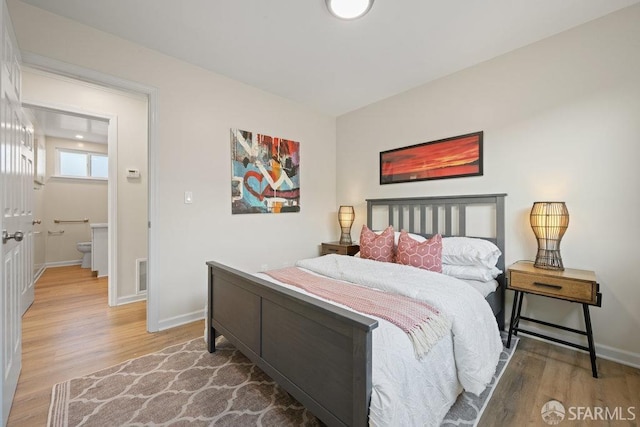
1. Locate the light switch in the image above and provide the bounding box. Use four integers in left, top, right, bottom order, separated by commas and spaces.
184, 191, 193, 204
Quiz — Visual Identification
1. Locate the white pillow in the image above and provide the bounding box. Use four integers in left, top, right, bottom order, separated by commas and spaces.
442, 237, 501, 268
393, 231, 427, 247
370, 230, 426, 247
442, 264, 502, 281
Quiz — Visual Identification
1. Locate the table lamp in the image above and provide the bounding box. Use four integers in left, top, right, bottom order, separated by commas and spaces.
338, 206, 355, 245
530, 201, 569, 270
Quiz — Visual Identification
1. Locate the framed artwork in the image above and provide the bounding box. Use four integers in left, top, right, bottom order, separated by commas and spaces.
231, 128, 300, 214
380, 131, 483, 184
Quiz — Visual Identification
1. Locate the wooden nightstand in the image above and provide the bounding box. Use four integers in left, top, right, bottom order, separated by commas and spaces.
321, 242, 360, 256
506, 261, 601, 378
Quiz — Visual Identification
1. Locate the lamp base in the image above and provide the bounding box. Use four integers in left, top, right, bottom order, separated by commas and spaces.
534, 249, 564, 271
339, 232, 352, 245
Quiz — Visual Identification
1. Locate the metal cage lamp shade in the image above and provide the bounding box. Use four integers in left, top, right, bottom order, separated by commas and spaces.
530, 202, 569, 271
338, 206, 355, 245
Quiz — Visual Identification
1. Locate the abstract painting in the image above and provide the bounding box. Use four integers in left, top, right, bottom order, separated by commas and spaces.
380, 131, 483, 184
231, 128, 300, 214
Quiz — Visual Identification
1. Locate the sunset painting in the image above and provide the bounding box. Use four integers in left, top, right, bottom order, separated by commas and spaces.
380, 132, 483, 184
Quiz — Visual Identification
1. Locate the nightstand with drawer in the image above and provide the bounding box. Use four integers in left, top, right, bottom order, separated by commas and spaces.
506, 261, 601, 377
321, 242, 360, 256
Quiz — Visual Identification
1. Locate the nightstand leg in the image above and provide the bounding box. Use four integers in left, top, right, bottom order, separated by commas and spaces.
507, 291, 520, 348
514, 292, 524, 336
583, 304, 598, 378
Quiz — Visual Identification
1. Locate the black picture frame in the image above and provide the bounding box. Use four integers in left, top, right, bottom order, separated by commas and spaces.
380, 131, 483, 185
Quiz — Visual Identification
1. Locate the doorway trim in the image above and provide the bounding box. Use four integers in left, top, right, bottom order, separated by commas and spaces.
21, 52, 161, 332
22, 101, 118, 305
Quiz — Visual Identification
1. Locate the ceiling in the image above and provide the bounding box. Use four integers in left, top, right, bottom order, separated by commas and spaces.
18, 0, 640, 116
25, 106, 108, 144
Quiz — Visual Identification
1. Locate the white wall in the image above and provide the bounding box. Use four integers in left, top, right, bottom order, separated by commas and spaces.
336, 5, 640, 366
21, 69, 149, 303
8, 0, 337, 328
42, 137, 107, 265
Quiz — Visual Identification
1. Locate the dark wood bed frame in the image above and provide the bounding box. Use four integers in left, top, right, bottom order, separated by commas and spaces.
207, 193, 506, 427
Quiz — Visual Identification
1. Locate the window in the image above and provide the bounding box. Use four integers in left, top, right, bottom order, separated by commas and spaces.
91, 154, 109, 178
56, 148, 108, 179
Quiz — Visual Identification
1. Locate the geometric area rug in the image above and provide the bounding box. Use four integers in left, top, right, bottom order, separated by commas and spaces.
440, 331, 519, 426
48, 333, 518, 426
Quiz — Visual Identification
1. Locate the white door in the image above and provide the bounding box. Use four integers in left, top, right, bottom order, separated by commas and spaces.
18, 118, 34, 315
1, 1, 29, 423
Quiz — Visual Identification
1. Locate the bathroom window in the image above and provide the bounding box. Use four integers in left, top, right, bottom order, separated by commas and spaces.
56, 148, 108, 179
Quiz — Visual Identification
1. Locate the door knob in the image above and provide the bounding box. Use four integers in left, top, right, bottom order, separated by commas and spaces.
2, 230, 24, 244
33, 219, 41, 225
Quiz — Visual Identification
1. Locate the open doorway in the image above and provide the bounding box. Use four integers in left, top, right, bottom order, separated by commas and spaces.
24, 105, 113, 298
22, 67, 149, 307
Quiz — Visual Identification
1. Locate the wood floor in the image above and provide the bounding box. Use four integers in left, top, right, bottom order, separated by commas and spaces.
7, 266, 204, 426
479, 336, 640, 426
8, 266, 640, 426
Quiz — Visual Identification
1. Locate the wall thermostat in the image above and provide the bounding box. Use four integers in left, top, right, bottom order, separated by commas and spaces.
126, 168, 141, 179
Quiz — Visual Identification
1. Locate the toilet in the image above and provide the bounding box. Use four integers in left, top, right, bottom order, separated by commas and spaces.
77, 242, 92, 268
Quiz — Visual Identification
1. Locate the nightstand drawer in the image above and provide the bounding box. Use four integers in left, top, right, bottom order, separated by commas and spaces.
509, 271, 597, 304
323, 245, 344, 255
321, 242, 359, 256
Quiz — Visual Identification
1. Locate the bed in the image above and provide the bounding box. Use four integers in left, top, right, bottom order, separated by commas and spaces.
206, 193, 506, 426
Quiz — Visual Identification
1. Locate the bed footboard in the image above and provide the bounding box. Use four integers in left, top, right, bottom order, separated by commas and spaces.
207, 261, 378, 427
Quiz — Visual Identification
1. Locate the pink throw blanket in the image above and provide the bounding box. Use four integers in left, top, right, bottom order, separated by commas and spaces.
264, 267, 450, 358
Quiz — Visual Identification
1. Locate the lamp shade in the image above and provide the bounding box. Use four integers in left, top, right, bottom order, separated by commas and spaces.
338, 206, 355, 245
530, 202, 569, 270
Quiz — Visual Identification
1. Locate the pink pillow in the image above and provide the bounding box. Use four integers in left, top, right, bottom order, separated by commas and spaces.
359, 225, 395, 263
396, 231, 442, 273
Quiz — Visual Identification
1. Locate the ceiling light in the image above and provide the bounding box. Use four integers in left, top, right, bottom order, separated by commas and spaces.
75, 134, 84, 139
326, 0, 374, 20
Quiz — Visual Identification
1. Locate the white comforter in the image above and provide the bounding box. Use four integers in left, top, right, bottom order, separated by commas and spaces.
260, 255, 502, 426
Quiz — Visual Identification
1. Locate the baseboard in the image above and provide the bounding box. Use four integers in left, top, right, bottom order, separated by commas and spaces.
33, 265, 46, 282
45, 260, 82, 268
115, 294, 146, 306
157, 309, 204, 332
595, 341, 640, 370
506, 322, 640, 369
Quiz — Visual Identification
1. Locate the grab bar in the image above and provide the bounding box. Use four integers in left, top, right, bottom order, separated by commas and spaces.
48, 230, 65, 235
54, 218, 89, 224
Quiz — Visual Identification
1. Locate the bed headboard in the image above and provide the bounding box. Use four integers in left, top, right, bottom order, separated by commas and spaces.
366, 193, 507, 328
